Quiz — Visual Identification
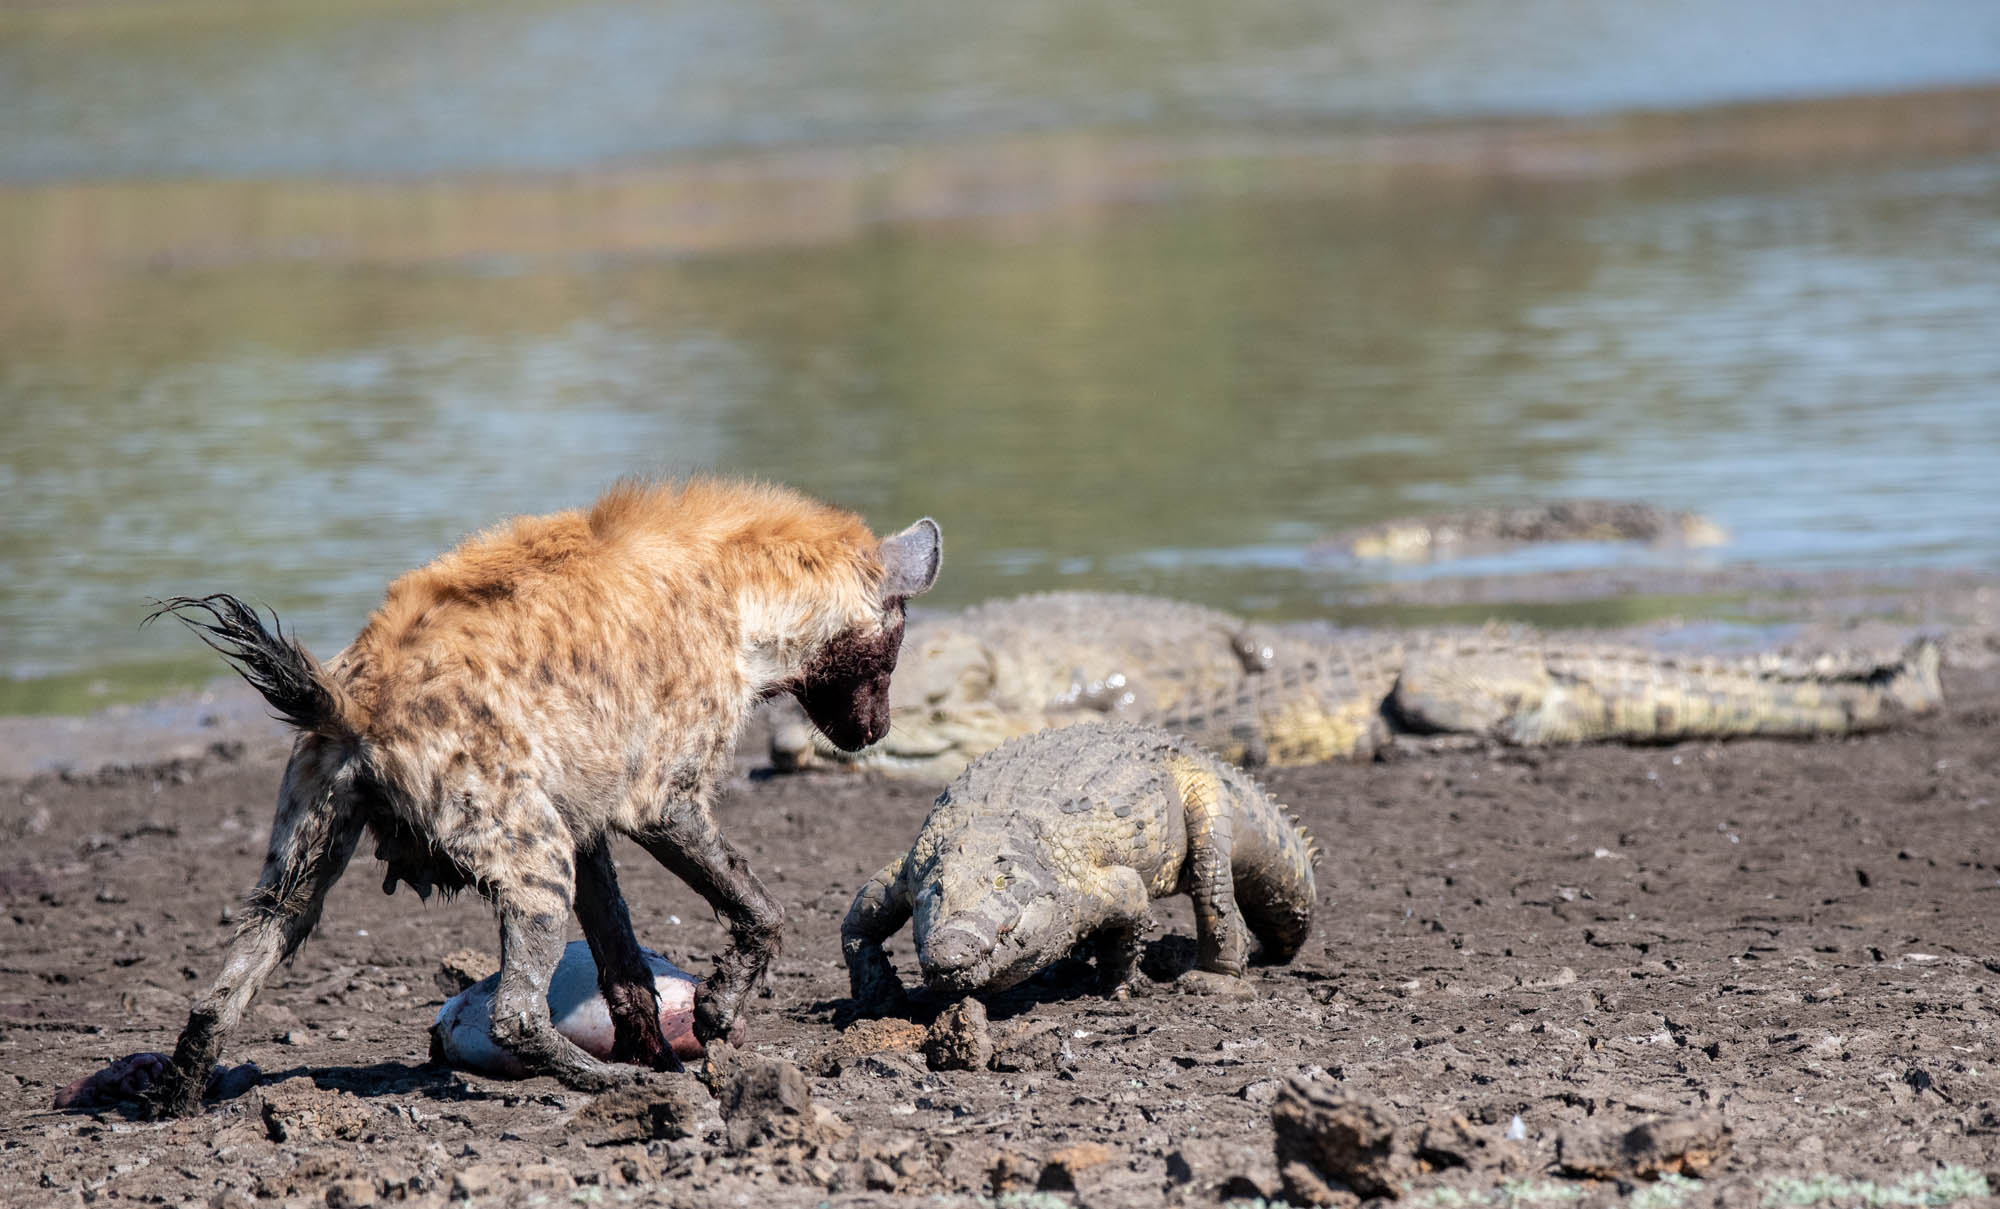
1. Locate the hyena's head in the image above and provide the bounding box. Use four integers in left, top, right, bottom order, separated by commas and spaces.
793, 518, 941, 752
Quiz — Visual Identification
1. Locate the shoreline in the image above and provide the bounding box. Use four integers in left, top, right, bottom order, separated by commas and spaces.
6, 563, 1992, 784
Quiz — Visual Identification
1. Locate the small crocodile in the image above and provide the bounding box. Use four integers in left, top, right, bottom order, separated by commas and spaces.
772, 593, 1943, 778
842, 721, 1318, 1011
1315, 500, 1729, 563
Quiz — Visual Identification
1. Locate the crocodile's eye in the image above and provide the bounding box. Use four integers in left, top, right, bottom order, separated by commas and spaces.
993, 874, 1007, 889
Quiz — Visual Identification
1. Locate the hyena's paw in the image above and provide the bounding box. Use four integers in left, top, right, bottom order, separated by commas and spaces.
557, 1057, 647, 1094
691, 987, 753, 1049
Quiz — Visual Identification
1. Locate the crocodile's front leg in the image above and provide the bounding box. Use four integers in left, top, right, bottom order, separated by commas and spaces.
841, 855, 912, 1013
1079, 864, 1152, 998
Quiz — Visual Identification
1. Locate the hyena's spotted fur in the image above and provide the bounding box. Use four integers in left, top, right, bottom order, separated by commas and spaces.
144, 479, 940, 1116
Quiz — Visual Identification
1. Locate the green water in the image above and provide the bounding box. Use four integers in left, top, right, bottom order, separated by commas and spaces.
5, 1, 1999, 712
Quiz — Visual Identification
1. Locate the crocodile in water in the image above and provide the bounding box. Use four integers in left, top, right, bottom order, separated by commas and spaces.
1315, 499, 1729, 563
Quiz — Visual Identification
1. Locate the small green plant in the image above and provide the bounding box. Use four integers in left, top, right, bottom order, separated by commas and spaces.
1762, 1165, 1992, 1207
1631, 1173, 1699, 1209
1496, 1179, 1587, 1205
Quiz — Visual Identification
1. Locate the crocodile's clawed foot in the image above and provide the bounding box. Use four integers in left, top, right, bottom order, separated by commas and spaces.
1176, 970, 1258, 999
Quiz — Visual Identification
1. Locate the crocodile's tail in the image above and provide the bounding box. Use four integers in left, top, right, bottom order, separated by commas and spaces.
1504, 636, 1946, 745
146, 594, 368, 740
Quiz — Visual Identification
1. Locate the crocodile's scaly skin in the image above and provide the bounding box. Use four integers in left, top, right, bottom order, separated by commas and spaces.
841, 721, 1318, 1010
1164, 629, 1944, 764
774, 593, 1946, 780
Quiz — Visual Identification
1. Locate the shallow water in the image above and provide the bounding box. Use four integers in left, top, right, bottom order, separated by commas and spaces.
4, 3, 1998, 711
7, 0, 2000, 182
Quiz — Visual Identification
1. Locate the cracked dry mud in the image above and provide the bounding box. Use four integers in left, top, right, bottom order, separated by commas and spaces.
2, 666, 1996, 1207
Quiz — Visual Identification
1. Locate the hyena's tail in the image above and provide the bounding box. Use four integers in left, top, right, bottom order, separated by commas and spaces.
146, 594, 368, 741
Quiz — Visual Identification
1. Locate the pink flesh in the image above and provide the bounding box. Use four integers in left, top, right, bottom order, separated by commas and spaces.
53, 1051, 168, 1109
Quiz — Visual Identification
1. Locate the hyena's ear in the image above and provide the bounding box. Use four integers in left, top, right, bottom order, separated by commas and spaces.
879, 518, 941, 600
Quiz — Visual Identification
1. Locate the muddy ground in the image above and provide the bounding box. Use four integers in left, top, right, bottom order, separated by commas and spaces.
3, 660, 1998, 1206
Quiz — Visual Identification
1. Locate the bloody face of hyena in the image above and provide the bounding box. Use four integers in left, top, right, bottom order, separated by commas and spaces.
795, 517, 940, 752
795, 604, 908, 752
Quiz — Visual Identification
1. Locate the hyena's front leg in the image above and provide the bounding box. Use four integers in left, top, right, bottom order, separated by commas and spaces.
150, 756, 366, 1116
572, 836, 677, 1070
636, 807, 781, 1047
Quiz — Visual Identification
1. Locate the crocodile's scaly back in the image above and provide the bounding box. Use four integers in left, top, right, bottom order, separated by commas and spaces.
937, 591, 1257, 713
1155, 636, 1407, 765
840, 721, 1320, 1007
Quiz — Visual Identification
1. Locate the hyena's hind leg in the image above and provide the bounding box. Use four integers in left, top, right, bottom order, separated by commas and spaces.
635, 806, 782, 1046
149, 742, 367, 1117
476, 797, 637, 1091
572, 836, 677, 1070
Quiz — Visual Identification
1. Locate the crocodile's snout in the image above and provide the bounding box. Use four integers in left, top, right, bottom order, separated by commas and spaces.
918, 923, 992, 986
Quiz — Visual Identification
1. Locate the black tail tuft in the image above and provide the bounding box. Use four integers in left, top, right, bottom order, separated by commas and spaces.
145, 594, 354, 737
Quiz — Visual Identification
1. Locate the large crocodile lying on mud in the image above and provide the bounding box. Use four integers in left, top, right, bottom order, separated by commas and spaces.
770, 592, 1944, 780
842, 721, 1318, 1012
1316, 499, 1729, 563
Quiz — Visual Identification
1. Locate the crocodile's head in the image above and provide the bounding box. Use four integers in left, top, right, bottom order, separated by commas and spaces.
910, 822, 1075, 995
768, 626, 1030, 779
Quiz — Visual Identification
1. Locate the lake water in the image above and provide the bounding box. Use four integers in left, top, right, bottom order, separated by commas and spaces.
4, 1, 1998, 711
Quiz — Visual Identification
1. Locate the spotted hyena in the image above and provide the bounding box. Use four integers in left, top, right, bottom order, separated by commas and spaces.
138, 479, 940, 1116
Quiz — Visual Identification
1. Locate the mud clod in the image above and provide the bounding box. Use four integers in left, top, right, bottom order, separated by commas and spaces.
709, 1046, 849, 1153
434, 948, 497, 997
1556, 1111, 1730, 1179
991, 1019, 1070, 1072
923, 997, 994, 1071
1272, 1079, 1409, 1201
815, 1017, 929, 1075
257, 1077, 374, 1142
569, 1077, 703, 1146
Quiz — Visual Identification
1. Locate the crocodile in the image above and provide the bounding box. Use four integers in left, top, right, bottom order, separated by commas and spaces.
841, 721, 1318, 1011
1316, 500, 1729, 563
770, 592, 1944, 778
1164, 628, 1944, 765
769, 592, 1262, 779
